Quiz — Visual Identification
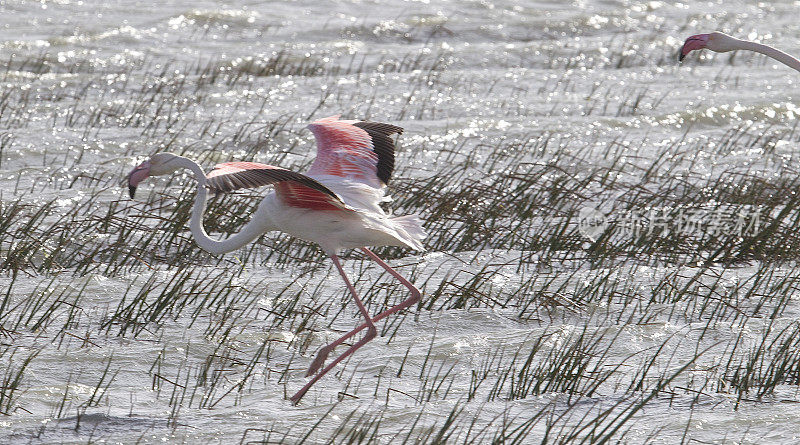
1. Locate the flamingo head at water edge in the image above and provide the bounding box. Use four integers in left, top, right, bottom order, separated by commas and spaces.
127, 152, 181, 198
679, 32, 743, 61
679, 33, 710, 61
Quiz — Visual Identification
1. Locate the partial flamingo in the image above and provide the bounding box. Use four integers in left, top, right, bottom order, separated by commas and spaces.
679, 31, 800, 72
127, 116, 425, 404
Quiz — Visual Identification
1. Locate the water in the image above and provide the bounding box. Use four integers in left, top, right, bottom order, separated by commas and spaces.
3, 0, 800, 443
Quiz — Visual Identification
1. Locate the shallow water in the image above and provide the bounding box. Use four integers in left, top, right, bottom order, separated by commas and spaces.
3, 0, 800, 443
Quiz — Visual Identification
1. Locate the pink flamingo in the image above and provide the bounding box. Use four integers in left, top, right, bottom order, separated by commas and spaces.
680, 31, 800, 72
127, 116, 425, 404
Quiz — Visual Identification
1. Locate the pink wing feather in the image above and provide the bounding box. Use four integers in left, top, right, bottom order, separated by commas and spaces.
206, 161, 352, 212
306, 116, 403, 188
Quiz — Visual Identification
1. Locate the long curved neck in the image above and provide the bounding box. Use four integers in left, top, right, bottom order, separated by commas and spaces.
174, 156, 272, 255
738, 40, 800, 73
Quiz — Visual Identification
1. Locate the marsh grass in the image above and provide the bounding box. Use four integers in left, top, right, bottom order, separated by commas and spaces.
3, 17, 800, 444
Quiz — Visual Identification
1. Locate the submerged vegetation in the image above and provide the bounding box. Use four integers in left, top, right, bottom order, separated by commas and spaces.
3, 2, 800, 443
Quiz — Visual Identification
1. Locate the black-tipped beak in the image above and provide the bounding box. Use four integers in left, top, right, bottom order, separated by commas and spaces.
127, 161, 151, 199
677, 34, 709, 64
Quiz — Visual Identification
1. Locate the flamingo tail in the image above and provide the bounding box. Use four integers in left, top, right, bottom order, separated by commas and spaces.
390, 214, 426, 251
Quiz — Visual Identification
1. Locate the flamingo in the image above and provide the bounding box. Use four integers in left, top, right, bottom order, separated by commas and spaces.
679, 31, 800, 72
127, 116, 425, 404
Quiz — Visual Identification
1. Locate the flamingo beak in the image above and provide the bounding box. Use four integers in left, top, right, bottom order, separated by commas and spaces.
127, 161, 151, 198
679, 34, 710, 62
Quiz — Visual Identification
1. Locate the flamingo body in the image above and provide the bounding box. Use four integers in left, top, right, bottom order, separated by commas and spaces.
255, 192, 422, 255
127, 116, 425, 404
202, 117, 423, 254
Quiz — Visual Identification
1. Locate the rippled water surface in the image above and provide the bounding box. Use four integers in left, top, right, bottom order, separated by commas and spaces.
4, 0, 800, 443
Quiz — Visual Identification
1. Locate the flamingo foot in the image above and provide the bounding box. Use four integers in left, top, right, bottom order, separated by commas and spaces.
290, 327, 377, 404
289, 389, 306, 405
306, 345, 332, 376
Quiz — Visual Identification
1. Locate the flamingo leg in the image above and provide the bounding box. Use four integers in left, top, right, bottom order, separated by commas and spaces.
305, 247, 421, 377
290, 254, 377, 404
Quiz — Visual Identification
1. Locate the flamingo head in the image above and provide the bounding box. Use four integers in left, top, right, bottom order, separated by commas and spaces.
679, 32, 742, 61
679, 34, 710, 61
127, 153, 180, 198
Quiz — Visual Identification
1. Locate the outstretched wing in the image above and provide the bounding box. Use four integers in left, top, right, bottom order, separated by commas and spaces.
306, 115, 403, 188
206, 161, 353, 212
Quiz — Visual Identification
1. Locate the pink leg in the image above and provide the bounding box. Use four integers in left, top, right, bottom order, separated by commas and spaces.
290, 254, 377, 404
304, 247, 421, 377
